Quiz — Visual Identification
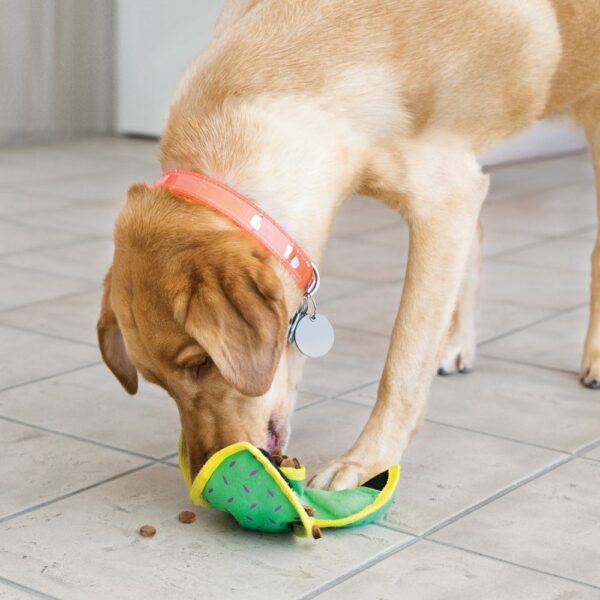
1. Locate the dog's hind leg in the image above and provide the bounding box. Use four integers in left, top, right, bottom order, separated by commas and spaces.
578, 106, 600, 387
438, 220, 483, 376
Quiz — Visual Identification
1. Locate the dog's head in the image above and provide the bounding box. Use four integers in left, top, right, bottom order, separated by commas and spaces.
97, 184, 292, 479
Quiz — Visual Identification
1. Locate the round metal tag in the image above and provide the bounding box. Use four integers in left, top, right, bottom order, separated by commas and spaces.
288, 308, 306, 345
293, 313, 335, 358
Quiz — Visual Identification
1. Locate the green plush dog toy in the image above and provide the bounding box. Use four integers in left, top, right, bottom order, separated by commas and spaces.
178, 436, 400, 538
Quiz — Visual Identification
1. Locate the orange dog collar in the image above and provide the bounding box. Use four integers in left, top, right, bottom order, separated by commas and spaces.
155, 170, 316, 291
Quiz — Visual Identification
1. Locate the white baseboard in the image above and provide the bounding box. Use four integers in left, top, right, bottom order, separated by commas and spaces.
481, 119, 587, 166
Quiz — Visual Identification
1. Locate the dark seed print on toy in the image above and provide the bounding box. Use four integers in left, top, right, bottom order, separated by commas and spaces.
204, 451, 299, 533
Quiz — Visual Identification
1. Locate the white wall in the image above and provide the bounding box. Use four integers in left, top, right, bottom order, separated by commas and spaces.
115, 0, 225, 136
0, 0, 113, 145
481, 120, 586, 166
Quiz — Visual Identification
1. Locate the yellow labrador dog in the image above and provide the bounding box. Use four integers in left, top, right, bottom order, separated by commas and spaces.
98, 0, 600, 489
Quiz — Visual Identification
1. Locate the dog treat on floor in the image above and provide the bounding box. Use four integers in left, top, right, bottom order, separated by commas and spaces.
178, 510, 196, 524
178, 435, 400, 539
139, 525, 156, 537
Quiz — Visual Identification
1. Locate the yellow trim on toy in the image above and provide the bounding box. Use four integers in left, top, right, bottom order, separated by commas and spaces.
178, 433, 400, 535
179, 436, 314, 537
311, 464, 401, 528
178, 432, 193, 490
280, 466, 306, 481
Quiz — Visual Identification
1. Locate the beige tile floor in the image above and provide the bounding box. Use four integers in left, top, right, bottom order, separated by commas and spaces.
0, 137, 599, 599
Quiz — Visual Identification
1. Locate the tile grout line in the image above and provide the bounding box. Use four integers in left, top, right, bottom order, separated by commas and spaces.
484, 147, 588, 172
478, 353, 580, 377
331, 377, 381, 400
0, 199, 80, 219
159, 451, 179, 461
1, 412, 595, 591
1, 147, 159, 181
0, 258, 102, 285
0, 322, 99, 349
423, 418, 573, 454
299, 377, 381, 404
0, 576, 61, 600
0, 286, 101, 316
306, 439, 600, 599
330, 219, 408, 242
143, 451, 179, 469
3, 214, 111, 238
0, 414, 164, 462
0, 337, 579, 528
484, 181, 593, 207
317, 300, 588, 356
336, 395, 592, 456
483, 178, 593, 206
294, 397, 330, 412
477, 301, 588, 348
303, 454, 576, 598
485, 224, 596, 262
306, 531, 600, 597
578, 438, 600, 455
0, 233, 110, 260
0, 167, 120, 189
419, 441, 596, 538
0, 462, 156, 525
582, 456, 600, 464
394, 436, 600, 542
428, 538, 600, 591
0, 361, 103, 394
2, 140, 595, 596
318, 281, 386, 307
328, 377, 381, 399
415, 455, 574, 538
297, 536, 421, 600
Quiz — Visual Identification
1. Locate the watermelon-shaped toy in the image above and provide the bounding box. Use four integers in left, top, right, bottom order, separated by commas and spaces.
178, 436, 400, 538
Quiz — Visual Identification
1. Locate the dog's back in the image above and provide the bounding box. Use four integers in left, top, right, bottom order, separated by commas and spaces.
164, 0, 585, 166
546, 0, 600, 116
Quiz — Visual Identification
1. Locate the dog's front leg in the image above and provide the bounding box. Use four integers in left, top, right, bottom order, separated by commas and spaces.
311, 149, 489, 490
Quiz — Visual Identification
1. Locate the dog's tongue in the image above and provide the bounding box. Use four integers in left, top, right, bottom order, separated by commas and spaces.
267, 418, 284, 454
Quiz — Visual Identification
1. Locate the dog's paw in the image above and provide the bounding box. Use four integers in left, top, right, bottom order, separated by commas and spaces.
308, 459, 368, 491
580, 348, 600, 388
308, 453, 391, 491
438, 342, 475, 376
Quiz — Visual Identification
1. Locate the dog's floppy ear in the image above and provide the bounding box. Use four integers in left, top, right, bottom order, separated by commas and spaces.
174, 232, 287, 397
97, 268, 138, 395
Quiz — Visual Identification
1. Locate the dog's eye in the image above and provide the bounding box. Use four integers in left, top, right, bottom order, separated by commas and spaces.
186, 357, 211, 379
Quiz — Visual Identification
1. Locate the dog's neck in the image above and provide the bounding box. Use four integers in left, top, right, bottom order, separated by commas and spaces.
160, 97, 366, 269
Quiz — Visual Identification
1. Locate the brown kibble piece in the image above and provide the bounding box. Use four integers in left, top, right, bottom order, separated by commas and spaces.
139, 525, 156, 537
304, 506, 315, 516
280, 457, 300, 468
311, 525, 322, 539
272, 454, 284, 466
292, 458, 301, 469
178, 510, 196, 524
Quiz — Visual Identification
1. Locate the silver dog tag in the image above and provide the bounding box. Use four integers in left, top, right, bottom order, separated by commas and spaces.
293, 313, 335, 358
287, 264, 334, 358
288, 307, 307, 345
